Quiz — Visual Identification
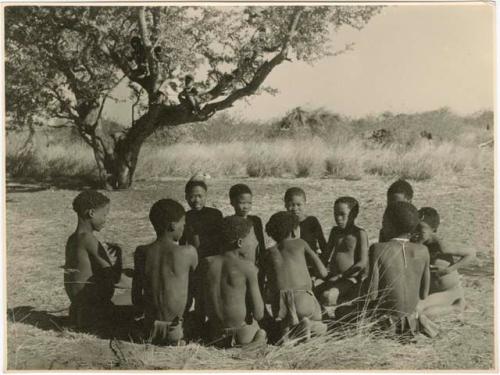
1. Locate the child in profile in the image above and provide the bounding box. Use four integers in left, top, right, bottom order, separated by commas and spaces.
64, 190, 122, 331
264, 211, 328, 342
317, 197, 369, 315
379, 179, 414, 242
284, 187, 327, 281
201, 216, 267, 348
368, 201, 434, 341
132, 199, 198, 346
416, 207, 475, 318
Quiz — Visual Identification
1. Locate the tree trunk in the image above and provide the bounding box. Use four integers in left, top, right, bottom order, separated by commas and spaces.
91, 136, 142, 190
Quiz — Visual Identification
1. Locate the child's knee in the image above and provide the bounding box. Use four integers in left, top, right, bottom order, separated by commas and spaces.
321, 288, 340, 306
310, 320, 327, 336
253, 328, 267, 343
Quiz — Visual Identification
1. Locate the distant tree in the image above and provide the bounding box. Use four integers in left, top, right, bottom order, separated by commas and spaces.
5, 6, 381, 189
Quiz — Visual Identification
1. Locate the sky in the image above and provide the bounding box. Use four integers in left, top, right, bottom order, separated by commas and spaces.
105, 3, 495, 122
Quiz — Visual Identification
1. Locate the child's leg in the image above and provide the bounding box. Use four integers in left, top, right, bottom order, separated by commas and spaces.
418, 285, 465, 319
236, 319, 267, 346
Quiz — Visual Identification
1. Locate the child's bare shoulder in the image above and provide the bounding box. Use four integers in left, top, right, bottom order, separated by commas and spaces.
75, 231, 99, 250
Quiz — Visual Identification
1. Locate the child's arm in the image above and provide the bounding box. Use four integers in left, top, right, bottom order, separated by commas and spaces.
246, 265, 264, 321
304, 242, 328, 279
347, 229, 369, 278
420, 250, 430, 300
313, 217, 328, 255
435, 236, 476, 275
253, 217, 266, 290
83, 234, 114, 269
320, 228, 336, 268
367, 244, 379, 300
132, 247, 145, 308
189, 245, 199, 272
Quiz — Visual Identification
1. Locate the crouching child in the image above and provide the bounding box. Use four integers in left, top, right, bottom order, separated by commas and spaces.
201, 216, 267, 348
132, 199, 198, 346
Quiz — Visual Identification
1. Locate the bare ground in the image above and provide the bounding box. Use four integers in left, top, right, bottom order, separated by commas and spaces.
5, 160, 494, 370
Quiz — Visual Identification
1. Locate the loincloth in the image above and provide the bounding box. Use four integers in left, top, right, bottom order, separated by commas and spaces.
378, 310, 438, 341
209, 320, 256, 348
148, 317, 184, 346
274, 289, 321, 326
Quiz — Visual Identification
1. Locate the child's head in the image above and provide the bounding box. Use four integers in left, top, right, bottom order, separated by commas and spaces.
387, 179, 413, 204
185, 74, 194, 86
334, 196, 359, 229
72, 190, 110, 232
185, 179, 207, 211
284, 187, 306, 220
382, 201, 419, 239
229, 184, 252, 217
221, 216, 253, 251
266, 211, 299, 243
417, 207, 440, 243
149, 199, 186, 240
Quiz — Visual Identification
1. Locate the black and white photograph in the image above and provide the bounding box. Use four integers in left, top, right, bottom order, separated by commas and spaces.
2, 2, 495, 371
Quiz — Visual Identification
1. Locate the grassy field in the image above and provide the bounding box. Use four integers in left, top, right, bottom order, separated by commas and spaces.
6, 153, 494, 370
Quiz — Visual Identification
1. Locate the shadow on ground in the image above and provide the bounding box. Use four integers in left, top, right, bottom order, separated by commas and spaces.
7, 305, 142, 342
6, 175, 101, 193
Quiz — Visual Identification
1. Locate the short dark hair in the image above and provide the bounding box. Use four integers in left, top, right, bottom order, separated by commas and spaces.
387, 179, 414, 201
384, 202, 419, 236
72, 190, 110, 217
185, 180, 207, 194
266, 211, 299, 243
284, 187, 306, 203
418, 207, 440, 231
149, 199, 186, 236
334, 196, 360, 219
221, 216, 252, 247
229, 184, 252, 202
185, 74, 194, 83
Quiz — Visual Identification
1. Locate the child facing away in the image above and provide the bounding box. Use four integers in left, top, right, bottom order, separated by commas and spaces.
228, 184, 266, 284
316, 197, 369, 313
201, 216, 267, 348
368, 201, 436, 341
64, 190, 123, 331
379, 179, 414, 242
264, 212, 328, 342
132, 199, 198, 346
284, 187, 327, 279
416, 207, 475, 318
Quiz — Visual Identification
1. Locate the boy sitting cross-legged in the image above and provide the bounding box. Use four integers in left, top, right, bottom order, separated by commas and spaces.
264, 211, 328, 342
132, 199, 198, 346
368, 201, 436, 341
64, 190, 123, 332
201, 216, 267, 348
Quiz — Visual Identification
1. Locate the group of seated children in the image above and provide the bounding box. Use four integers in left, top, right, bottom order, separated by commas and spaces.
64, 178, 475, 347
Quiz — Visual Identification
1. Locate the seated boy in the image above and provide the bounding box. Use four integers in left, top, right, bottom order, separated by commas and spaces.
178, 74, 202, 116
264, 211, 328, 342
378, 179, 414, 242
201, 216, 267, 348
416, 207, 475, 318
368, 201, 435, 341
180, 177, 224, 332
228, 184, 265, 283
132, 199, 198, 346
64, 190, 122, 330
316, 197, 369, 314
284, 187, 327, 282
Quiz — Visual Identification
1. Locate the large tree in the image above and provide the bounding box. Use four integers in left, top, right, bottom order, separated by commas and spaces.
5, 5, 380, 189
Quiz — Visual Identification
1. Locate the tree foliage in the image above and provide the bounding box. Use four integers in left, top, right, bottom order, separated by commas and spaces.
5, 5, 381, 188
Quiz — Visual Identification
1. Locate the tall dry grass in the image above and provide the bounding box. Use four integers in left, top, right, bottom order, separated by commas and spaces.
6, 132, 481, 183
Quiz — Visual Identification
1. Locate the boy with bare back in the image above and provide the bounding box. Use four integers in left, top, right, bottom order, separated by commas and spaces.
264, 211, 328, 341
201, 216, 267, 348
132, 199, 198, 346
64, 190, 122, 330
368, 201, 433, 341
416, 207, 475, 318
317, 197, 369, 314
